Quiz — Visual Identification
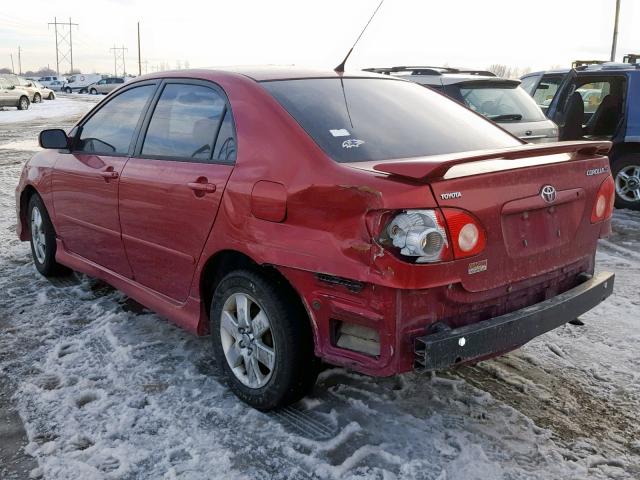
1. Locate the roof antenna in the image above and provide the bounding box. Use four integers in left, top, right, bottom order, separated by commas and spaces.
334, 0, 385, 73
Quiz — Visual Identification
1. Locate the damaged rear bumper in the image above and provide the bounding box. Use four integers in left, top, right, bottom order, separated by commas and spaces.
414, 271, 615, 370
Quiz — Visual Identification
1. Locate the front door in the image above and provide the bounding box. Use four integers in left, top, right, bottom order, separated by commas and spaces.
52, 83, 157, 276
119, 80, 236, 301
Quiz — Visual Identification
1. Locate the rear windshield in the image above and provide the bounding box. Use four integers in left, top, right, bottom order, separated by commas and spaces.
456, 83, 546, 123
262, 78, 520, 163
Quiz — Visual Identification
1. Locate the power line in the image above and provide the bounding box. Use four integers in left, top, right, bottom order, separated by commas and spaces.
48, 17, 79, 76
110, 45, 128, 77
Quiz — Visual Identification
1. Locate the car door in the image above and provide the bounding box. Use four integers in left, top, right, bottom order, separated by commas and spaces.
52, 82, 158, 277
545, 69, 578, 138
118, 80, 236, 301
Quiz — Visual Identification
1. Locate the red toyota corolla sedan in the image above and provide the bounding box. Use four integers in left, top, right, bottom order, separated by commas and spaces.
16, 67, 615, 410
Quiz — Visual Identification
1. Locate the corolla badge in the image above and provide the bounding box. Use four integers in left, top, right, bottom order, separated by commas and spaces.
540, 185, 557, 204
342, 139, 364, 149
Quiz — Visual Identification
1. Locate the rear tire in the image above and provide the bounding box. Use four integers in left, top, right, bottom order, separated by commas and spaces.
613, 155, 640, 210
27, 194, 70, 277
48, 92, 55, 100
33, 93, 41, 103
17, 96, 29, 110
210, 269, 318, 410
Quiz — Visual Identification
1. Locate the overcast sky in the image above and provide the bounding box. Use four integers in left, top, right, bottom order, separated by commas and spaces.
1, 0, 638, 75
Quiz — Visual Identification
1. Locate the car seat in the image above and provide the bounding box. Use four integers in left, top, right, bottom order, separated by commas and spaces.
560, 92, 584, 141
584, 94, 622, 137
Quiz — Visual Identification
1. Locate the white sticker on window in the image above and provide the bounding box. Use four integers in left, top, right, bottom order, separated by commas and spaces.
342, 139, 364, 149
330, 128, 351, 137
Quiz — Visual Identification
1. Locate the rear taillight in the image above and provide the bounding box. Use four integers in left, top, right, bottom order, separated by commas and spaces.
441, 208, 487, 259
380, 208, 485, 263
383, 209, 452, 263
591, 176, 615, 223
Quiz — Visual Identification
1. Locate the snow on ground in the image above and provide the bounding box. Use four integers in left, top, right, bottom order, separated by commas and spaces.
0, 95, 97, 125
0, 96, 639, 479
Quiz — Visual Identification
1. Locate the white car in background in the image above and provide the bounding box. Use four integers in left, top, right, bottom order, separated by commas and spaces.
62, 74, 103, 93
33, 81, 56, 100
37, 75, 65, 88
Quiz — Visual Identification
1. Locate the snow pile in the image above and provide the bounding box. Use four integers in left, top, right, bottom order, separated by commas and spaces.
0, 96, 97, 125
0, 97, 639, 479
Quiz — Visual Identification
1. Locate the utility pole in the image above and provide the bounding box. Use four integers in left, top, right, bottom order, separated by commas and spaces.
611, 0, 621, 62
10, 54, 15, 74
48, 17, 79, 75
17, 46, 22, 75
137, 22, 142, 76
110, 45, 128, 77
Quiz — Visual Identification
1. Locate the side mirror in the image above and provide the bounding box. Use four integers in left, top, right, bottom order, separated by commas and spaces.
39, 129, 69, 149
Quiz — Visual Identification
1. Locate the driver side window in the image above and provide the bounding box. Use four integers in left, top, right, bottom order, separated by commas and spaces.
141, 83, 229, 162
77, 85, 155, 155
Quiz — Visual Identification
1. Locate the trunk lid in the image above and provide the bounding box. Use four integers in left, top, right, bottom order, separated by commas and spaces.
374, 141, 612, 292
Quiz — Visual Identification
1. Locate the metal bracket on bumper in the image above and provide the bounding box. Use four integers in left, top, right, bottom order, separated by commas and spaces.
414, 271, 615, 371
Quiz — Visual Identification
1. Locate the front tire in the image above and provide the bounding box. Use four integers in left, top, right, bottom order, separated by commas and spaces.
28, 194, 69, 277
90, 88, 97, 95
64, 87, 72, 94
613, 155, 640, 210
210, 269, 318, 410
17, 96, 30, 110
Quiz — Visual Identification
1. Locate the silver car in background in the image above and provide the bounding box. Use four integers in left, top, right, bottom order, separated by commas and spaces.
88, 77, 126, 95
365, 66, 559, 143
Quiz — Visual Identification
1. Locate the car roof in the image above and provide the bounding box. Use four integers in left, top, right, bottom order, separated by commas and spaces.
525, 62, 640, 77
134, 66, 389, 83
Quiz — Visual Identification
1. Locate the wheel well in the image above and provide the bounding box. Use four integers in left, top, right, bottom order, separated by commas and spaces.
610, 143, 640, 163
19, 185, 38, 239
200, 251, 310, 324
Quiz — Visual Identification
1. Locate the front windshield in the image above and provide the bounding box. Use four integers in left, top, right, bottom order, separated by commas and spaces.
262, 78, 520, 163
458, 84, 546, 123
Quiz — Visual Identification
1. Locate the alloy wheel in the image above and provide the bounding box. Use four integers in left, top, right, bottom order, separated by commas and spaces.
220, 292, 276, 389
30, 206, 46, 264
615, 164, 640, 203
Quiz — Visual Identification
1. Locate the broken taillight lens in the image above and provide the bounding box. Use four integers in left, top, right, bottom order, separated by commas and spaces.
591, 176, 615, 223
381, 208, 486, 263
384, 209, 452, 263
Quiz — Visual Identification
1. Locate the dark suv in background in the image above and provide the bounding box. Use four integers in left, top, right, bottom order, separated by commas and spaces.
521, 63, 640, 210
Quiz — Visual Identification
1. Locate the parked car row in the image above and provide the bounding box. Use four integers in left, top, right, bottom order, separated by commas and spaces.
59, 74, 127, 94
520, 62, 640, 209
0, 74, 58, 111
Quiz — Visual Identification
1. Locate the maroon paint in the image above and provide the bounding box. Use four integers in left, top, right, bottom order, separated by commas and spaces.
15, 68, 614, 376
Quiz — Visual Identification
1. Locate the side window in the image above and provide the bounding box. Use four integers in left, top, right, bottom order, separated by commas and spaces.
576, 81, 611, 114
76, 84, 155, 155
213, 109, 236, 163
141, 83, 227, 161
533, 75, 564, 112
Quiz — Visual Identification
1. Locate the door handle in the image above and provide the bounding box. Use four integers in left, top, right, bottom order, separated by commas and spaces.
100, 170, 119, 180
187, 182, 216, 193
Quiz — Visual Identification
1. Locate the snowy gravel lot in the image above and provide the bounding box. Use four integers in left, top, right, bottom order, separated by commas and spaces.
0, 96, 638, 480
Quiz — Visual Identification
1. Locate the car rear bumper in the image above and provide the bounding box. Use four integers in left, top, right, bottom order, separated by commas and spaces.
414, 271, 614, 370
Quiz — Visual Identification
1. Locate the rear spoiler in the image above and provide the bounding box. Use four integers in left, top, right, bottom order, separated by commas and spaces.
372, 141, 612, 181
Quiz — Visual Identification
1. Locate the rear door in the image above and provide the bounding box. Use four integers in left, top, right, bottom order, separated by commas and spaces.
52, 82, 158, 276
546, 69, 577, 126
118, 80, 236, 301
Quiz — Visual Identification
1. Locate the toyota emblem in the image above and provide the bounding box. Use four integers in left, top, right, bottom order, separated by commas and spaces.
540, 185, 557, 203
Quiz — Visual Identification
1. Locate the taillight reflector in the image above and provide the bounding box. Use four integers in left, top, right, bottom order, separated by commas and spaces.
591, 176, 615, 223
